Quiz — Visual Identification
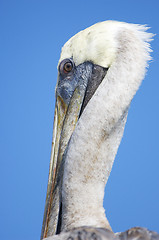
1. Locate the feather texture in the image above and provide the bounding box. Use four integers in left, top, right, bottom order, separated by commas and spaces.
59, 21, 153, 231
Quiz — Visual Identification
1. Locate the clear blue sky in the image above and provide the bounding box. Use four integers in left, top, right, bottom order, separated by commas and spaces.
0, 1, 159, 240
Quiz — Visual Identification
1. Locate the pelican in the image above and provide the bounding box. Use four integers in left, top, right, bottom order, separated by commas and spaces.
40, 21, 155, 240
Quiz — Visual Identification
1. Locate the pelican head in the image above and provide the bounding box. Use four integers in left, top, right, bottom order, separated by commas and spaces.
41, 21, 153, 239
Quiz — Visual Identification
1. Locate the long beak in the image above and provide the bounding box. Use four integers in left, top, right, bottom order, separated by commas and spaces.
40, 62, 93, 239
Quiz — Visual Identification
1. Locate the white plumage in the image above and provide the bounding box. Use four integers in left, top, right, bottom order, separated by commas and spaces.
59, 21, 152, 67
60, 20, 153, 231
41, 21, 154, 240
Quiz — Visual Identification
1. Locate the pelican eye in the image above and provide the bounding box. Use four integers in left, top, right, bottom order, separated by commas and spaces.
59, 59, 74, 74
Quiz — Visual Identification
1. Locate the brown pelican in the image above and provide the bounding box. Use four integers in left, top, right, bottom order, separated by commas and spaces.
40, 21, 155, 240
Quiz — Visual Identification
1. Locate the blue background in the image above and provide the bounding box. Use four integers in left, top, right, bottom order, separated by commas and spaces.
0, 1, 159, 239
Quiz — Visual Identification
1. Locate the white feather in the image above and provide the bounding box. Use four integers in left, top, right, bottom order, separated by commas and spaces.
58, 21, 153, 231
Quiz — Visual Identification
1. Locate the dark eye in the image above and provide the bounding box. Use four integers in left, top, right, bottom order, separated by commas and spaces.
59, 59, 74, 74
